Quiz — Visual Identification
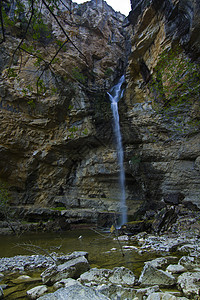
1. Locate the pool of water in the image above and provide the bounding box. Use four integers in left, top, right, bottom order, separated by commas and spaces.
0, 229, 157, 276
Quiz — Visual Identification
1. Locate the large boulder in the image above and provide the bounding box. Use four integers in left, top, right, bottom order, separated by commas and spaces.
41, 256, 90, 285
37, 282, 110, 300
80, 266, 136, 286
177, 272, 200, 298
139, 263, 176, 287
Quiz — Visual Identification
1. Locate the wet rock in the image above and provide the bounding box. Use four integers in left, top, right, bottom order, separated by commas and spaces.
27, 285, 48, 299
177, 272, 200, 298
38, 283, 110, 300
41, 256, 90, 285
163, 194, 184, 205
139, 264, 176, 287
152, 207, 178, 234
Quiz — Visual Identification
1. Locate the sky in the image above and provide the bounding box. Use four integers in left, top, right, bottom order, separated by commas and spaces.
74, 0, 131, 16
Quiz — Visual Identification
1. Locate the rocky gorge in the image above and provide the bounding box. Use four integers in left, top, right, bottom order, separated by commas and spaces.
0, 0, 199, 232
0, 0, 200, 299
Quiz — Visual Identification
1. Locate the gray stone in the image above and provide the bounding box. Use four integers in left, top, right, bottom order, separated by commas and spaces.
139, 263, 176, 287
80, 266, 136, 286
146, 257, 177, 269
41, 256, 90, 285
166, 265, 186, 274
96, 283, 136, 300
135, 285, 160, 299
27, 285, 48, 299
0, 286, 3, 300
178, 256, 200, 271
108, 266, 136, 286
80, 268, 112, 285
177, 272, 200, 298
146, 292, 177, 300
37, 283, 110, 300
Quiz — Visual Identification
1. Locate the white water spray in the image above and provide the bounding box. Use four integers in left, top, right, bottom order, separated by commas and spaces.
107, 75, 127, 226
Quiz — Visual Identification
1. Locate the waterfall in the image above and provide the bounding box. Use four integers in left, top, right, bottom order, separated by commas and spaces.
107, 75, 127, 226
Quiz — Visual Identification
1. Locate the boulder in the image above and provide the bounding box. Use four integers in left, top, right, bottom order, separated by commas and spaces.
80, 266, 136, 286
177, 272, 200, 298
178, 256, 200, 271
80, 268, 112, 285
108, 267, 136, 286
139, 264, 176, 287
146, 292, 177, 299
146, 257, 177, 269
37, 283, 110, 300
41, 256, 90, 285
27, 285, 48, 299
96, 283, 136, 300
135, 285, 160, 299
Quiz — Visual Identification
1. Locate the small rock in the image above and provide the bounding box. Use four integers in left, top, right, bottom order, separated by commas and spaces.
37, 283, 110, 300
27, 285, 48, 299
166, 265, 186, 274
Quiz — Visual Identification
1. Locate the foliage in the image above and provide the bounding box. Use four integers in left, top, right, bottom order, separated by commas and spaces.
0, 0, 88, 97
130, 155, 141, 165
72, 67, 87, 84
104, 68, 113, 78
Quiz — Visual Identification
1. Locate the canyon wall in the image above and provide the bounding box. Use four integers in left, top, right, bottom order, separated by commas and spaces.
0, 0, 199, 228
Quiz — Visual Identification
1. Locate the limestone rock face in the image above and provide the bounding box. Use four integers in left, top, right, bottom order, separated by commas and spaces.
0, 0, 200, 228
0, 0, 132, 224
122, 0, 200, 216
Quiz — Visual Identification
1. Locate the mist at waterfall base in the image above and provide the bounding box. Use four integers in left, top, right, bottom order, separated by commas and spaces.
107, 75, 127, 227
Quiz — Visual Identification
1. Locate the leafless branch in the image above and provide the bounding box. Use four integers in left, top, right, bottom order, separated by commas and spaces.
41, 0, 88, 65
8, 0, 35, 72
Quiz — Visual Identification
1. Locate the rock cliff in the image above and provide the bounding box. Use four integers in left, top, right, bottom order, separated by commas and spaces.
0, 0, 199, 231
123, 0, 200, 217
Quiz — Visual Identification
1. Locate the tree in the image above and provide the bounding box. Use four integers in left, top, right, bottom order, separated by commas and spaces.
0, 0, 88, 96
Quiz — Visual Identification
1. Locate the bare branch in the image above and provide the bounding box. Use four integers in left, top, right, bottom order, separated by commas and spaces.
8, 0, 35, 72
41, 0, 88, 65
16, 243, 57, 263
36, 38, 69, 96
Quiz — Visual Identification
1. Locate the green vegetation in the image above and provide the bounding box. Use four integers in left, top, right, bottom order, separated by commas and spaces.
149, 45, 200, 109
72, 67, 87, 84
104, 68, 113, 78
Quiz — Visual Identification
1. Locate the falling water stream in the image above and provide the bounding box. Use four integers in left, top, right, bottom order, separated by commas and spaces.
107, 75, 127, 226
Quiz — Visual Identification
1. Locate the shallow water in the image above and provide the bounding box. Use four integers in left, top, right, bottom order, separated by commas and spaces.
0, 229, 157, 276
